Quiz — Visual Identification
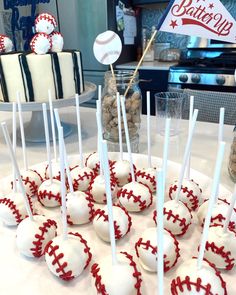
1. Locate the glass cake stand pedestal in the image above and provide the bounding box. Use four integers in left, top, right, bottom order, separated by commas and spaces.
0, 82, 96, 143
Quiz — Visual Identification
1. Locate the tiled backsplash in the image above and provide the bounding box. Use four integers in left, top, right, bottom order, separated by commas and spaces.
142, 0, 236, 49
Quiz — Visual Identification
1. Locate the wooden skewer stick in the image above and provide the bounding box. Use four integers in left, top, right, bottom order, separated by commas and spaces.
124, 30, 157, 97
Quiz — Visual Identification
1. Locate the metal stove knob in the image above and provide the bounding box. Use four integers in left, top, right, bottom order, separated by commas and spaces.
179, 74, 188, 83
191, 74, 201, 83
216, 75, 226, 85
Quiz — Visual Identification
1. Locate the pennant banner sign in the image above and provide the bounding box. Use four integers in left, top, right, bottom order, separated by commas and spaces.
157, 0, 236, 43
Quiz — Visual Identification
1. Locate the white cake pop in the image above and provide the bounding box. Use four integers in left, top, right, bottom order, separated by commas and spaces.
111, 160, 136, 187
88, 174, 117, 204
44, 160, 61, 181
66, 191, 94, 225
0, 192, 33, 226
202, 224, 236, 270
197, 198, 236, 230
35, 13, 57, 35
16, 215, 57, 257
91, 251, 142, 295
171, 258, 227, 294
45, 232, 92, 281
136, 167, 157, 192
50, 31, 64, 52
135, 227, 180, 272
70, 166, 94, 192
153, 199, 192, 236
118, 182, 153, 212
0, 34, 13, 52
18, 169, 42, 198
93, 205, 132, 242
37, 179, 62, 207
169, 178, 203, 211
30, 33, 52, 55
85, 152, 100, 174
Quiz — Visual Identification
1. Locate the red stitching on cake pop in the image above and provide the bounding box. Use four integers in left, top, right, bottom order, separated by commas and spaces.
135, 229, 180, 272
169, 181, 199, 211
153, 206, 192, 236
72, 170, 94, 191
66, 192, 94, 225
136, 169, 156, 191
117, 183, 153, 211
111, 162, 137, 186
44, 232, 92, 281
44, 164, 61, 181
91, 251, 142, 295
93, 204, 132, 239
30, 33, 52, 53
37, 188, 61, 207
35, 13, 57, 27
0, 34, 10, 52
30, 218, 57, 257
85, 152, 115, 175
171, 258, 227, 295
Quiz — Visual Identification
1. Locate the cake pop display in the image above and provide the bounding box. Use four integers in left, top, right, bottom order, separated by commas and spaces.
135, 227, 180, 273
93, 205, 132, 242
16, 215, 57, 258
35, 12, 57, 35
50, 31, 63, 52
30, 33, 52, 55
0, 34, 13, 52
45, 125, 92, 281
170, 258, 227, 295
168, 179, 203, 211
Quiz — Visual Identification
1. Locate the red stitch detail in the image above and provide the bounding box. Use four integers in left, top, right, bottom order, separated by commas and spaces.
136, 169, 156, 191
72, 170, 94, 191
35, 13, 57, 27
111, 162, 137, 186
30, 33, 52, 53
153, 206, 192, 236
44, 232, 92, 281
37, 188, 61, 207
0, 35, 11, 52
117, 183, 153, 211
91, 251, 142, 295
30, 218, 57, 257
44, 164, 61, 181
171, 257, 227, 295
93, 204, 132, 240
85, 152, 115, 175
135, 229, 180, 272
67, 192, 95, 225
169, 181, 200, 211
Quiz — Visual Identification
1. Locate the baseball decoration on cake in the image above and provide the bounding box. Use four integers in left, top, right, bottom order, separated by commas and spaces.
16, 215, 57, 258
93, 205, 132, 242
0, 34, 13, 53
93, 30, 122, 65
50, 31, 64, 52
169, 178, 203, 211
37, 179, 62, 207
35, 13, 57, 35
66, 191, 94, 225
30, 33, 52, 55
135, 227, 180, 272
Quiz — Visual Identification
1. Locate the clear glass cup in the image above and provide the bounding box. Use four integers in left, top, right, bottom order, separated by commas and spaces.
155, 92, 185, 136
102, 70, 142, 153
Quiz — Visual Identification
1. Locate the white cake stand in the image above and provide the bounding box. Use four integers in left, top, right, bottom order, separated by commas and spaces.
0, 82, 97, 143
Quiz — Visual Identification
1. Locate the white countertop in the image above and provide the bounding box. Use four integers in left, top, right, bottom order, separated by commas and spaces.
0, 106, 234, 192
116, 60, 177, 70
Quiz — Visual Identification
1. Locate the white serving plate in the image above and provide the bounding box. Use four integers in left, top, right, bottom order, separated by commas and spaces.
0, 153, 235, 295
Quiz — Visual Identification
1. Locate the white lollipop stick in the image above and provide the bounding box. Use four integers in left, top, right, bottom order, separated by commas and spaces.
42, 103, 53, 183
223, 184, 236, 232
197, 141, 225, 270
16, 92, 28, 171
75, 94, 84, 168
175, 109, 199, 202
54, 109, 74, 193
162, 118, 171, 192
96, 100, 104, 176
1, 122, 33, 221
117, 92, 123, 161
120, 95, 135, 182
156, 170, 164, 295
185, 95, 194, 180
58, 125, 68, 240
12, 102, 17, 193
101, 139, 117, 265
147, 91, 152, 168
48, 89, 57, 162
218, 108, 225, 144
98, 85, 102, 102
97, 86, 102, 153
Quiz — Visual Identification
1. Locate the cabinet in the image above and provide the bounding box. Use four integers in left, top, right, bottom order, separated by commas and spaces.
139, 70, 169, 115
132, 0, 169, 5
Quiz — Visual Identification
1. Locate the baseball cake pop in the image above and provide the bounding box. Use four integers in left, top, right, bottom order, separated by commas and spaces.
37, 179, 62, 207
50, 31, 64, 52
30, 32, 52, 54
44, 159, 61, 181
85, 152, 100, 174
70, 166, 94, 191
66, 191, 94, 225
93, 205, 132, 242
0, 34, 13, 52
136, 167, 156, 193
19, 169, 43, 198
111, 160, 136, 187
35, 12, 57, 35
135, 227, 180, 273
